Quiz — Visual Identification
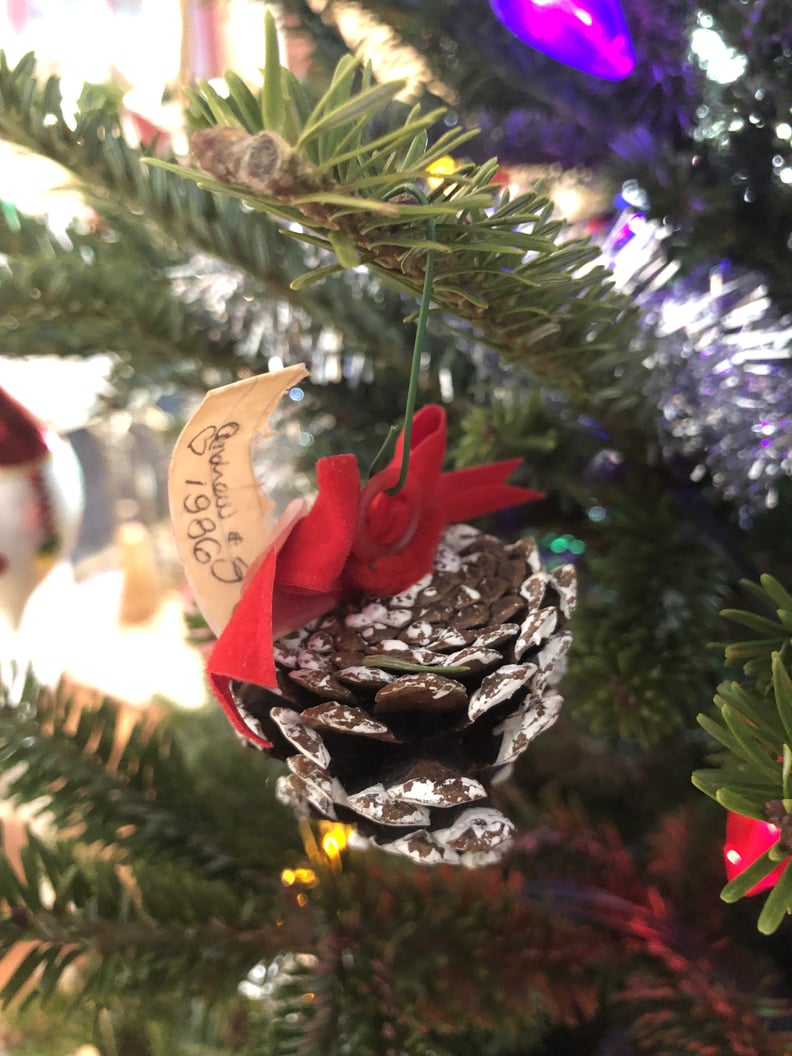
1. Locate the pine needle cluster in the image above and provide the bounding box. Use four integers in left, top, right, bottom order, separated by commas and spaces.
694, 575, 792, 933
0, 674, 788, 1055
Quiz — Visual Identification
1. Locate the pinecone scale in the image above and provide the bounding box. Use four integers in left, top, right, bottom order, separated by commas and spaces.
232, 524, 575, 867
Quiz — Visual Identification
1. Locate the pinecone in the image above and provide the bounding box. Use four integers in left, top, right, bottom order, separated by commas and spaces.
231, 524, 576, 867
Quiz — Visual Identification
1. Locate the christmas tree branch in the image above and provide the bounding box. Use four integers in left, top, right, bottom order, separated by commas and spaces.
0, 828, 316, 1009
0, 679, 302, 892
0, 670, 787, 1051
0, 207, 251, 390
693, 574, 792, 933
0, 46, 670, 461
0, 51, 413, 372
155, 21, 640, 421
566, 483, 733, 743
285, 813, 788, 1056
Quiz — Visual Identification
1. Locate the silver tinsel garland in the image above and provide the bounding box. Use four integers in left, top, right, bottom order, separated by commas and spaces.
600, 209, 792, 523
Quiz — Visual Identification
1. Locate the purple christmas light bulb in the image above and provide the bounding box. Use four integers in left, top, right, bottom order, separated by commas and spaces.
490, 0, 635, 80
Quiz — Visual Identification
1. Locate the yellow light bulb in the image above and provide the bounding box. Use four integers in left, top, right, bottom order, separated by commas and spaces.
320, 822, 350, 860
427, 155, 457, 189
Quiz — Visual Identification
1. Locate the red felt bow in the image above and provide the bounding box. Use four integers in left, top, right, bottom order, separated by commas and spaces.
208, 404, 543, 748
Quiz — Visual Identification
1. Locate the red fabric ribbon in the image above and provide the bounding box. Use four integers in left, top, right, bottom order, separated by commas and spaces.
208, 404, 543, 748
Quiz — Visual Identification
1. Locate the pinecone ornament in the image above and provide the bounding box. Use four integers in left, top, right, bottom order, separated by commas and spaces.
169, 374, 557, 866
231, 524, 575, 867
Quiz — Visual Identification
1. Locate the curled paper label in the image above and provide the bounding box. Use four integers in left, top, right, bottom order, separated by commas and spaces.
168, 364, 309, 634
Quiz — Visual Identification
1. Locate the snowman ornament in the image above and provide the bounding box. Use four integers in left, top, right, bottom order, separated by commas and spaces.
0, 386, 84, 635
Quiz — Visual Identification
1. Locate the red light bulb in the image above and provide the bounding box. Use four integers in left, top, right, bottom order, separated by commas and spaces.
724, 811, 789, 896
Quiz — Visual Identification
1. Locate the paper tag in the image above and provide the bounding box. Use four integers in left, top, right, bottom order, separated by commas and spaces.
168, 364, 309, 634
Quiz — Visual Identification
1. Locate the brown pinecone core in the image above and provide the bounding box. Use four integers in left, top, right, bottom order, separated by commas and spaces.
231, 524, 575, 866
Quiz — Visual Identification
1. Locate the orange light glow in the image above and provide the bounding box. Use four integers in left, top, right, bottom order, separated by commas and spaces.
320, 825, 347, 860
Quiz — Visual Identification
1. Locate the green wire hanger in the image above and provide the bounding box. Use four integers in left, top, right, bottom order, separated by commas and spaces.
367, 184, 437, 496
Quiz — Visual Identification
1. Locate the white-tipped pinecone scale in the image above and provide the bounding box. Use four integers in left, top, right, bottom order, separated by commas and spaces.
231, 524, 575, 867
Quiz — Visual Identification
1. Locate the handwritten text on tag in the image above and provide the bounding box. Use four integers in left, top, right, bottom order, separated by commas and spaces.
168, 364, 308, 634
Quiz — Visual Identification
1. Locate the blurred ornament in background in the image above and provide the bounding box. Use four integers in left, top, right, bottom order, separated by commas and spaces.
121, 86, 180, 156
598, 207, 792, 523
0, 386, 84, 633
489, 0, 635, 80
723, 811, 788, 896
116, 521, 163, 626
